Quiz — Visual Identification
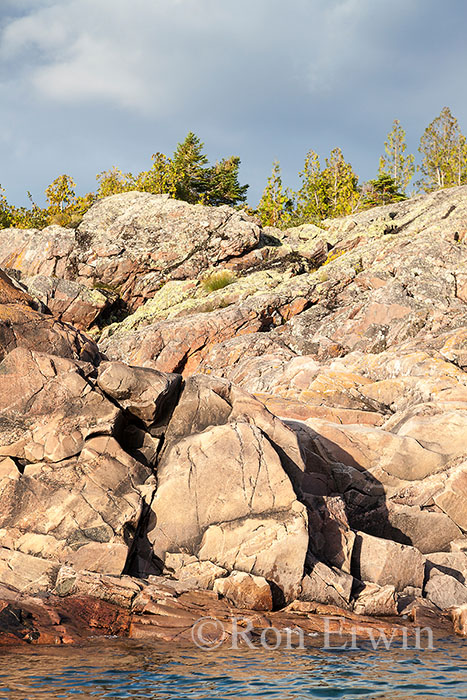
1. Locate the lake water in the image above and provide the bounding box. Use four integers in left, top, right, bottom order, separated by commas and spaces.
1, 636, 466, 699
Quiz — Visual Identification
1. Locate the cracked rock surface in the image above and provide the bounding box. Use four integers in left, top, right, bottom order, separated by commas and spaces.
0, 187, 467, 643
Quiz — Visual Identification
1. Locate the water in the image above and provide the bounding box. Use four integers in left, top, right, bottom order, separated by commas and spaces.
0, 636, 466, 700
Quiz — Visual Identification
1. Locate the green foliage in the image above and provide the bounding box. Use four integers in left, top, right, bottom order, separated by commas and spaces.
418, 107, 467, 191
94, 134, 248, 207
96, 166, 134, 198
361, 174, 406, 208
134, 152, 175, 195
45, 174, 77, 214
294, 150, 327, 224
0, 186, 13, 228
201, 269, 237, 292
170, 133, 248, 206
0, 131, 248, 230
379, 119, 414, 192
293, 148, 360, 225
204, 156, 248, 206
5, 112, 467, 233
257, 161, 294, 227
322, 147, 360, 218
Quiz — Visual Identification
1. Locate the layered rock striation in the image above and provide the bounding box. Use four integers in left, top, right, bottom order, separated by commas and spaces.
0, 186, 466, 644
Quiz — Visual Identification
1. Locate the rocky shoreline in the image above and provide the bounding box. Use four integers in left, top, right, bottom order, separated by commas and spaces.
0, 187, 466, 646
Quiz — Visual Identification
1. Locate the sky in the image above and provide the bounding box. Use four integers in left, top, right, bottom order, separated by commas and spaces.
1, 0, 467, 207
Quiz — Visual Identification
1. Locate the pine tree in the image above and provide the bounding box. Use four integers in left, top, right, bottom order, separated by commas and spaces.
418, 107, 467, 191
257, 161, 292, 227
379, 119, 414, 192
362, 174, 406, 209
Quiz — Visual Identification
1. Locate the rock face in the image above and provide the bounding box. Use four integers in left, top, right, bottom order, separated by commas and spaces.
0, 350, 155, 579
146, 375, 309, 601
0, 269, 99, 362
17, 274, 116, 331
0, 193, 261, 326
0, 288, 310, 605
1, 186, 467, 644
351, 532, 425, 591
0, 348, 118, 463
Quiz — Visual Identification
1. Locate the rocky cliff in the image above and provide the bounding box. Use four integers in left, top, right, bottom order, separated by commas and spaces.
0, 187, 466, 645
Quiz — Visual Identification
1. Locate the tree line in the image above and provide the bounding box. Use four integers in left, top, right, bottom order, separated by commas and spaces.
0, 132, 248, 230
259, 106, 467, 228
1, 107, 466, 230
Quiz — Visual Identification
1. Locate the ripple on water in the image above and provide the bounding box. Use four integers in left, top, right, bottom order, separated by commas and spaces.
0, 637, 466, 700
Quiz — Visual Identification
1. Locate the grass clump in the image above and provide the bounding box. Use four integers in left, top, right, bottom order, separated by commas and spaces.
201, 269, 237, 293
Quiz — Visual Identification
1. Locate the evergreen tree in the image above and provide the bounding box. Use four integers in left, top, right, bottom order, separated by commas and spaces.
361, 173, 406, 209
203, 156, 249, 206
379, 119, 414, 192
418, 107, 467, 191
257, 161, 292, 227
170, 133, 249, 206
171, 132, 209, 204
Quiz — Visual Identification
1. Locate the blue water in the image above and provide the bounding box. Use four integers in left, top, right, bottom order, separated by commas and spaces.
0, 637, 466, 699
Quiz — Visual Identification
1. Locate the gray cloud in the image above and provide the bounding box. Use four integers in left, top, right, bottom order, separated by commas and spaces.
1, 0, 467, 206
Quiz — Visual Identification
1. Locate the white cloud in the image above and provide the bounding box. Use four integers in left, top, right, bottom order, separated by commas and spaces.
1, 0, 194, 112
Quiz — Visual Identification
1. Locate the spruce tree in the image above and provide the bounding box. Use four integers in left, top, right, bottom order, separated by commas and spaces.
203, 156, 248, 207
362, 174, 406, 208
171, 132, 209, 204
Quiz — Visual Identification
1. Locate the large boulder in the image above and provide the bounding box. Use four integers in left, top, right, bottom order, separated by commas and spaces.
0, 194, 261, 316
97, 360, 181, 427
213, 571, 274, 611
425, 572, 467, 610
146, 375, 309, 601
351, 532, 425, 591
0, 269, 99, 363
18, 274, 116, 331
353, 582, 398, 616
0, 436, 153, 575
300, 556, 354, 609
0, 348, 119, 463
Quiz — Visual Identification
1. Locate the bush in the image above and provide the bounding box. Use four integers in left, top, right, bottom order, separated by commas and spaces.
201, 269, 237, 293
